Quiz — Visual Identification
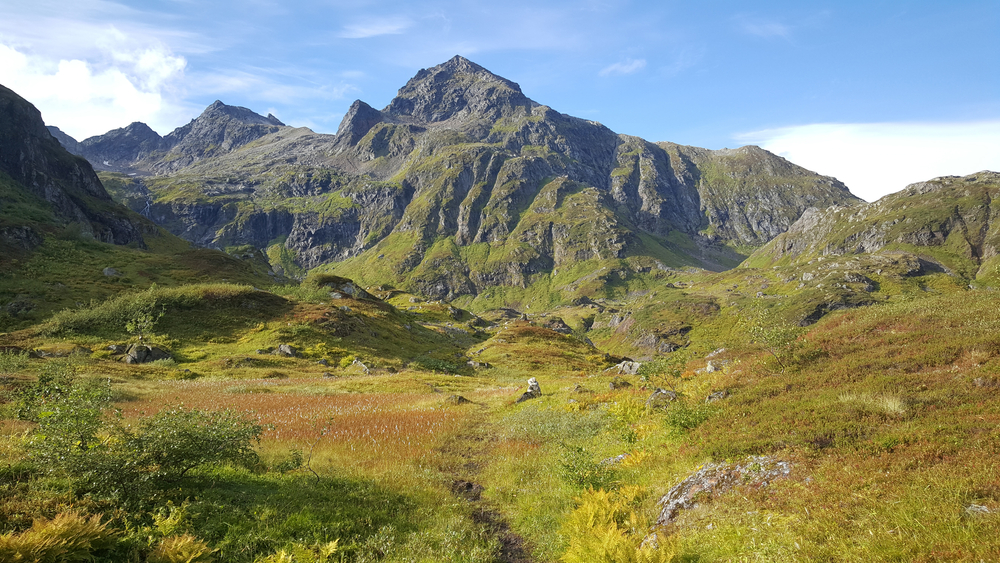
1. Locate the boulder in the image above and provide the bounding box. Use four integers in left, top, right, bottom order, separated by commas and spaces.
609, 376, 632, 390
606, 360, 641, 375
516, 377, 542, 403
275, 344, 298, 357
646, 388, 677, 409
655, 456, 791, 527
445, 395, 472, 406
103, 267, 123, 277
705, 390, 730, 403
125, 345, 171, 364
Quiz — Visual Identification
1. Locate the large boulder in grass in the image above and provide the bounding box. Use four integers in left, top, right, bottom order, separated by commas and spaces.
306, 273, 378, 301
655, 456, 791, 527
125, 344, 171, 364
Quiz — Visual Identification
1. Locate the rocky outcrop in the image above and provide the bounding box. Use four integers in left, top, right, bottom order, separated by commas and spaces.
0, 84, 146, 246
753, 171, 1000, 282
655, 456, 792, 527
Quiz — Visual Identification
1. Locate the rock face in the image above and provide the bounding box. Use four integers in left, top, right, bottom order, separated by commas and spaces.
0, 84, 147, 246
56, 57, 861, 298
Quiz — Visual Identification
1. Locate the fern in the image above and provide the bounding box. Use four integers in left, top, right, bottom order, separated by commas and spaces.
148, 534, 216, 563
0, 512, 117, 562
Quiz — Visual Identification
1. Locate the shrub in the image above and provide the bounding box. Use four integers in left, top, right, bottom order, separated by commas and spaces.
26, 375, 263, 505
663, 401, 714, 433
0, 349, 31, 375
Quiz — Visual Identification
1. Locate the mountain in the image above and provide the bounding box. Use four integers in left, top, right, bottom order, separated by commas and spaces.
77, 101, 286, 174
0, 83, 283, 330
67, 56, 861, 299
749, 171, 1000, 286
0, 84, 147, 249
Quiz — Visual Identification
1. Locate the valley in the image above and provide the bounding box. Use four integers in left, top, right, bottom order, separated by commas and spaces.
1, 58, 999, 562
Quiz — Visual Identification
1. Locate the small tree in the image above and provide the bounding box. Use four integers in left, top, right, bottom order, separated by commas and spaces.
739, 303, 801, 372
125, 302, 165, 344
637, 350, 692, 392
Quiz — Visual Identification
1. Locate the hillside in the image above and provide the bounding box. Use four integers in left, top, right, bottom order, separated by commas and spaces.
0, 85, 282, 331
56, 57, 860, 301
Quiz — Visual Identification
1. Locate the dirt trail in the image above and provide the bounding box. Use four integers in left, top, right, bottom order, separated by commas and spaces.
438, 411, 534, 563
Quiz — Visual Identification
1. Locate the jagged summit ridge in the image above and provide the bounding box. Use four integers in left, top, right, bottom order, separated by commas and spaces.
382, 55, 534, 124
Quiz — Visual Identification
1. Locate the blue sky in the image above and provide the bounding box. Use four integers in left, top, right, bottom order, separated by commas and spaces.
1, 0, 997, 201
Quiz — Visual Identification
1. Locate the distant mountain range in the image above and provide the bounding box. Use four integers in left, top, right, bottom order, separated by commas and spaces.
36, 57, 865, 300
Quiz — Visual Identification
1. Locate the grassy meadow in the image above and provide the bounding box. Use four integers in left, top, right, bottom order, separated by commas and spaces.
2, 259, 1000, 562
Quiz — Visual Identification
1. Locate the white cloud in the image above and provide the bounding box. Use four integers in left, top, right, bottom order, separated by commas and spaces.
0, 41, 187, 140
599, 58, 646, 77
737, 121, 1000, 202
339, 17, 412, 39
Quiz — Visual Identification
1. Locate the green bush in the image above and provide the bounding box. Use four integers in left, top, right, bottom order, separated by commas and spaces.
663, 401, 714, 433
25, 376, 263, 505
559, 444, 618, 490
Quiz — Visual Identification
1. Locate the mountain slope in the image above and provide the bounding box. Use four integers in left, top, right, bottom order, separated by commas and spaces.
63, 57, 860, 300
0, 83, 282, 330
749, 171, 1000, 285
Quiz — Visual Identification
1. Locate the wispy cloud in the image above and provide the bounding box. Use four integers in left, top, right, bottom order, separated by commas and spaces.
733, 12, 793, 39
737, 121, 1000, 202
599, 58, 646, 77
339, 17, 412, 39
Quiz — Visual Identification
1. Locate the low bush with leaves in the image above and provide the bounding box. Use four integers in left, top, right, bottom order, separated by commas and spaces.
23, 375, 263, 506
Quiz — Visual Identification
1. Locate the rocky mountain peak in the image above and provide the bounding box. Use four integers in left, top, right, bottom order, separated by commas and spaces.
383, 55, 533, 124
200, 100, 285, 127
335, 100, 384, 145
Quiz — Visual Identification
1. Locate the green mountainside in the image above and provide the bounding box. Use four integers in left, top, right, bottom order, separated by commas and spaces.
60, 56, 859, 302
0, 86, 281, 331
2, 61, 1000, 562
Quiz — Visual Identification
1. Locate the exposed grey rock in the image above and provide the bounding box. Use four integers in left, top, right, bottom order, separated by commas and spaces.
705, 390, 730, 403
606, 360, 642, 375
516, 377, 541, 403
335, 100, 384, 146
542, 316, 573, 334
4, 295, 35, 317
103, 267, 123, 277
655, 456, 792, 527
0, 225, 43, 253
600, 453, 629, 467
964, 504, 992, 518
646, 388, 677, 409
125, 345, 171, 364
609, 376, 632, 390
445, 394, 472, 405
275, 344, 298, 357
